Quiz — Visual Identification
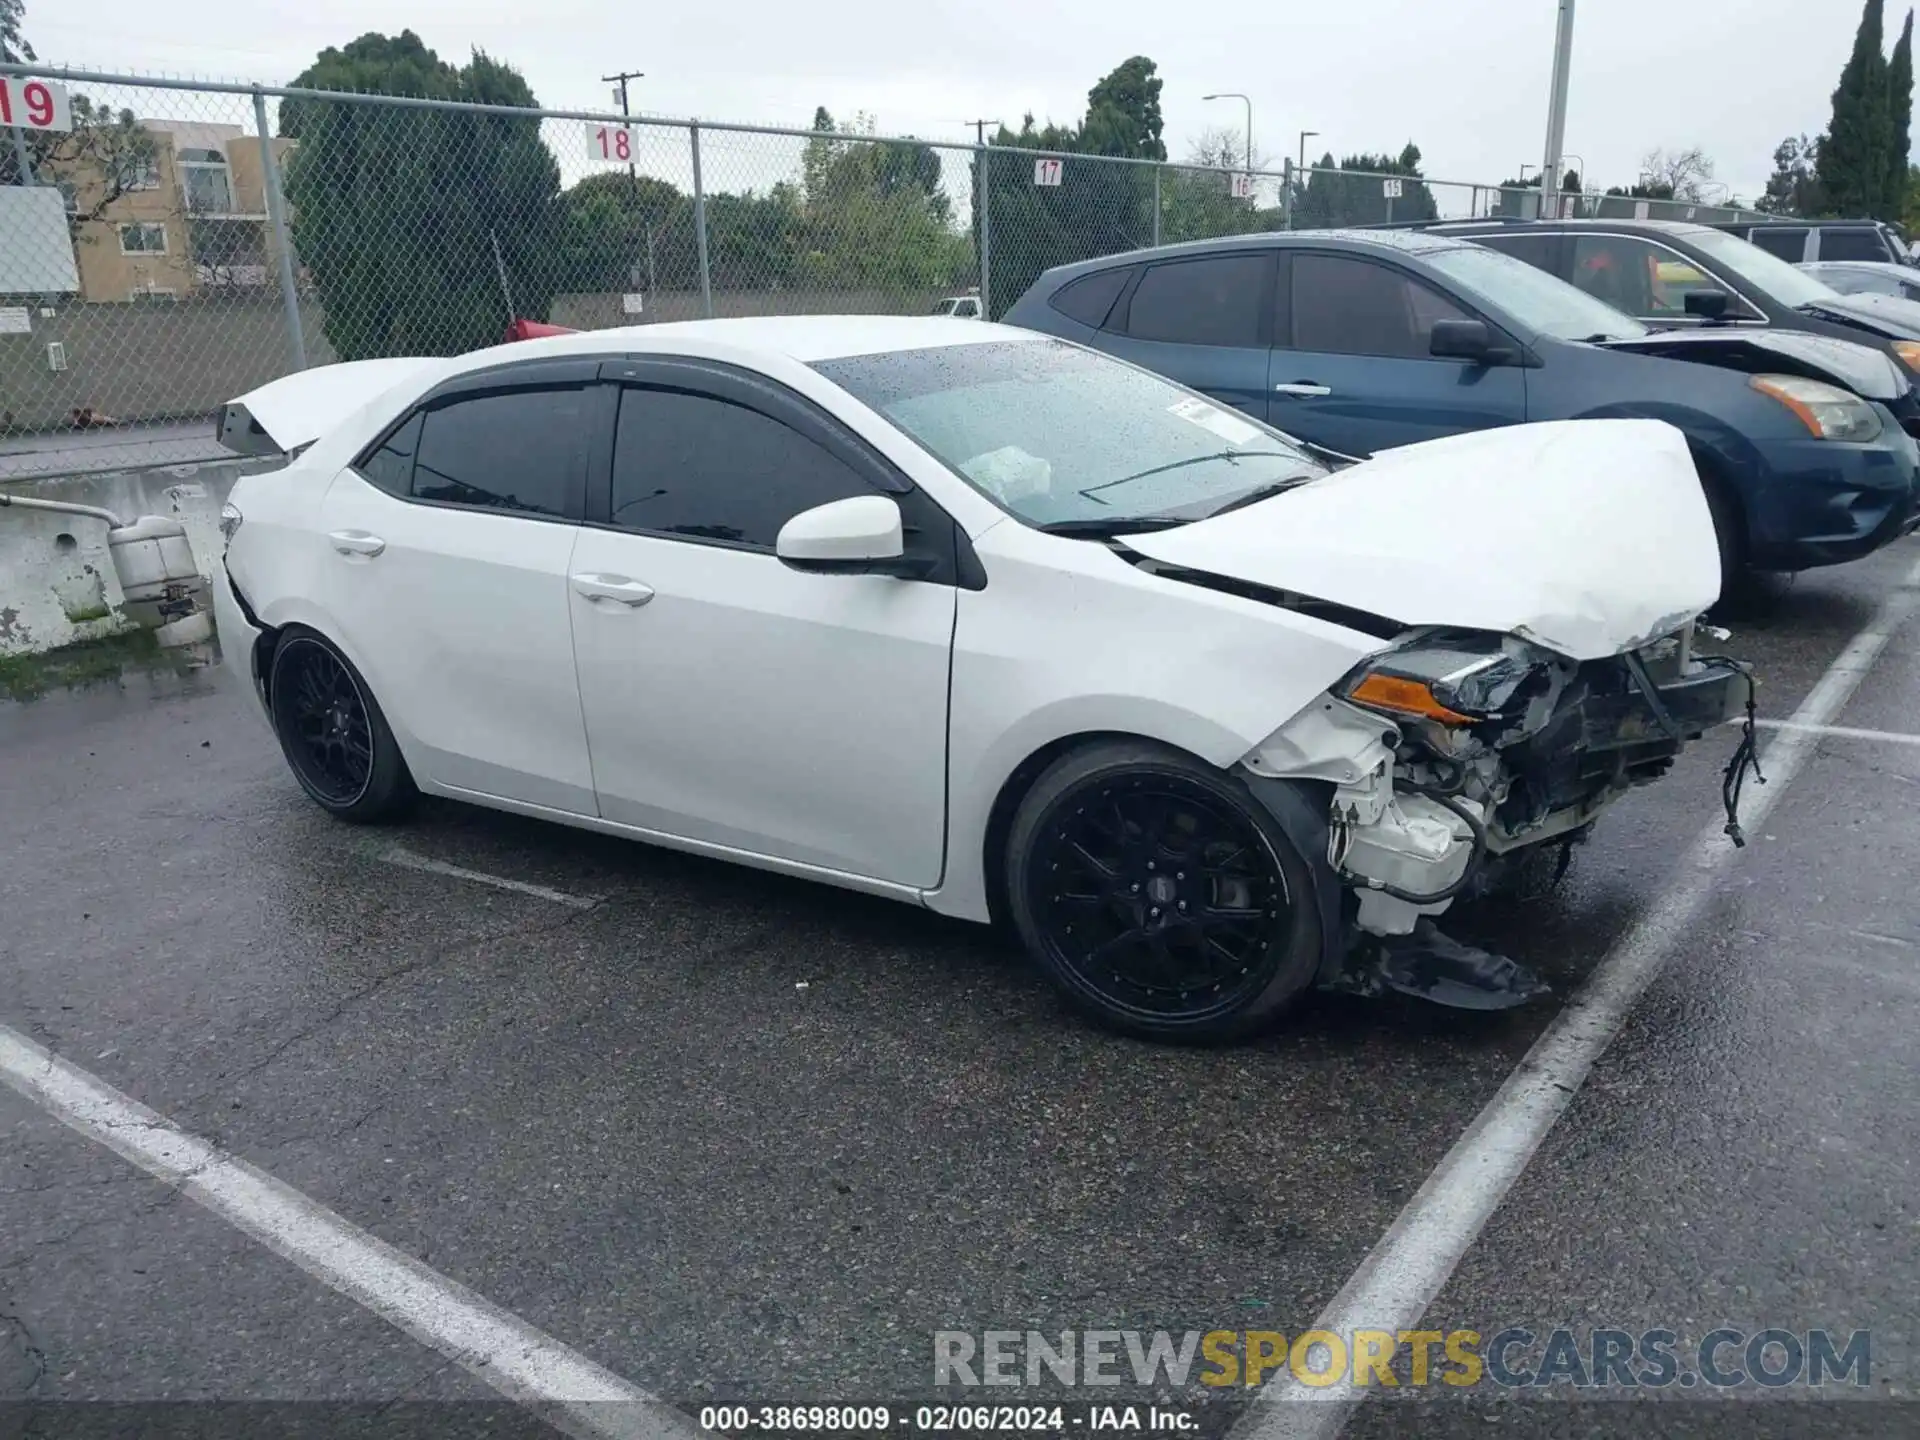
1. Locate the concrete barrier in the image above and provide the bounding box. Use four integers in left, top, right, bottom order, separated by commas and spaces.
1, 456, 275, 655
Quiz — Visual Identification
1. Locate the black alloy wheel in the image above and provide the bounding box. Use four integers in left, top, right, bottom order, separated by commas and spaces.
1006, 742, 1323, 1041
268, 630, 414, 821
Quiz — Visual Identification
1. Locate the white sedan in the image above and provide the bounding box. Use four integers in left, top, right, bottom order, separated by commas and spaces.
213, 317, 1752, 1041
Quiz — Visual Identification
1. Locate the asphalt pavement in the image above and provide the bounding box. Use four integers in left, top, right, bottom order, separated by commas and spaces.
3, 537, 1919, 1439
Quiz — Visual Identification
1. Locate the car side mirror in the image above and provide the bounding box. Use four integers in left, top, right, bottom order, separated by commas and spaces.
1683, 289, 1730, 322
776, 495, 924, 577
1429, 318, 1511, 365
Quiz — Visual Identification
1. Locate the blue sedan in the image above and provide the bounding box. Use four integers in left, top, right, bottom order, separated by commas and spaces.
1003, 229, 1920, 576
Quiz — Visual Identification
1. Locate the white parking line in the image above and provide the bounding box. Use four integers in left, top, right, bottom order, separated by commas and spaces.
0, 1023, 699, 1440
1755, 718, 1920, 747
1233, 553, 1920, 1440
377, 845, 603, 910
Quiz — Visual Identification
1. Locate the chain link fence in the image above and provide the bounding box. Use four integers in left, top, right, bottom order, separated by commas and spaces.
0, 63, 1774, 481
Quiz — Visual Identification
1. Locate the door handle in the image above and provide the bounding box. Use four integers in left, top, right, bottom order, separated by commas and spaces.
1273, 382, 1332, 398
571, 573, 655, 607
328, 530, 386, 557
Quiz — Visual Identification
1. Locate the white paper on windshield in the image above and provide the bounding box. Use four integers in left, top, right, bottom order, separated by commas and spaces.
961, 445, 1053, 504
1167, 397, 1264, 448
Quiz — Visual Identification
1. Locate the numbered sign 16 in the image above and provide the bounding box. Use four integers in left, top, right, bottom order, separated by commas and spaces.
1381, 177, 1403, 199
0, 77, 73, 133
589, 123, 637, 163
1032, 156, 1063, 187
1229, 173, 1254, 200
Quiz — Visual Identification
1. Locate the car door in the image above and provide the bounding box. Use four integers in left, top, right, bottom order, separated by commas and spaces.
567, 360, 957, 887
314, 362, 603, 815
1268, 251, 1529, 454
1094, 251, 1274, 419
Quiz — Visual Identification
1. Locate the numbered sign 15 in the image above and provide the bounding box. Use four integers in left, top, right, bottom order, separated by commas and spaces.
1032, 157, 1063, 187
1229, 173, 1254, 200
0, 77, 73, 133
589, 123, 637, 163
1381, 177, 1404, 199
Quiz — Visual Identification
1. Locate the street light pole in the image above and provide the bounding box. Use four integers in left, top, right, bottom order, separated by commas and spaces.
1201, 92, 1253, 177
1539, 0, 1576, 220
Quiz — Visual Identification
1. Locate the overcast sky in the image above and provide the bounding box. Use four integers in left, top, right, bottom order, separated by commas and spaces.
20, 0, 1870, 202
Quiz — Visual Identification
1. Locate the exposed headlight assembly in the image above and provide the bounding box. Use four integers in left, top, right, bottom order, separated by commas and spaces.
1339, 635, 1559, 728
1749, 374, 1884, 443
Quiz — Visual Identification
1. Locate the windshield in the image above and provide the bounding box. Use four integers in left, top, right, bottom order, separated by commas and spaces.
1423, 244, 1649, 341
1687, 228, 1839, 308
812, 339, 1325, 531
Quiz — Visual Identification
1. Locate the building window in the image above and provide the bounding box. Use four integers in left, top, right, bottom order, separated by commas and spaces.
178, 148, 235, 215
119, 222, 168, 255
125, 157, 162, 192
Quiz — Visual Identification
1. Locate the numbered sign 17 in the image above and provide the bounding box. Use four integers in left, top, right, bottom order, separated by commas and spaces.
589, 123, 637, 163
0, 77, 73, 133
1032, 157, 1063, 188
1229, 173, 1254, 200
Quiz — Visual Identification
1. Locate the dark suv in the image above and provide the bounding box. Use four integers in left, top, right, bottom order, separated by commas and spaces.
1426, 219, 1920, 413
1003, 229, 1920, 577
1713, 219, 1912, 266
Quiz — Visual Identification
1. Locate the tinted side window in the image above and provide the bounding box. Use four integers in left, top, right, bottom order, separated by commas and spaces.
1476, 231, 1558, 274
1820, 229, 1892, 262
357, 412, 421, 496
1123, 255, 1267, 347
411, 388, 591, 517
1748, 228, 1809, 262
610, 387, 872, 547
1049, 268, 1130, 328
1289, 254, 1468, 359
1568, 235, 1726, 317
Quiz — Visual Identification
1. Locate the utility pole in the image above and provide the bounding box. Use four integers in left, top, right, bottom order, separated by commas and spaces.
1539, 0, 1575, 221
604, 68, 646, 296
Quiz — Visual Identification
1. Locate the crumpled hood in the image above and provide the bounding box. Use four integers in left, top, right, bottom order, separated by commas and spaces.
1602, 326, 1909, 401
1122, 418, 1719, 661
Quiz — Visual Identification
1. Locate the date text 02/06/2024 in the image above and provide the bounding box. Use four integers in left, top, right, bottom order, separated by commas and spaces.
696, 1406, 1192, 1433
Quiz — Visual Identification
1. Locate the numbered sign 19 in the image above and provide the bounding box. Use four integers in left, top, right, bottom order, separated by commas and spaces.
589, 123, 637, 164
1229, 173, 1255, 200
1032, 156, 1063, 187
0, 77, 73, 133
1381, 177, 1404, 199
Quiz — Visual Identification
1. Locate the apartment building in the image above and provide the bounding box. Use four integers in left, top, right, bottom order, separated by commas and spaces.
46, 120, 295, 303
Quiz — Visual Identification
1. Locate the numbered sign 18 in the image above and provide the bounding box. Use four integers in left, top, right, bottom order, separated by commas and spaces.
1381, 177, 1403, 199
1229, 173, 1254, 200
1032, 157, 1063, 187
0, 77, 73, 133
589, 123, 637, 163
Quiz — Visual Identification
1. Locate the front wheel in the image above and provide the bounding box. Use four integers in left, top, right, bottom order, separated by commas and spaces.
1003, 741, 1324, 1043
268, 629, 415, 822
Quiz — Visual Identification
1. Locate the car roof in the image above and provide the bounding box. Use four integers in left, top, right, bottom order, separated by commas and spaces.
1032, 226, 1473, 286
442, 315, 1036, 376
1806, 259, 1907, 271
1436, 217, 1717, 239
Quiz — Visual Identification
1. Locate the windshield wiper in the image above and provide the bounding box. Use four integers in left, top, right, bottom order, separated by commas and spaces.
1078, 449, 1303, 500
1037, 516, 1188, 537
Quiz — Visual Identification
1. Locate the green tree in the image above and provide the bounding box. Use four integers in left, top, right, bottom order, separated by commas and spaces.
0, 0, 28, 62
978, 58, 1166, 316
1891, 9, 1915, 217
1292, 145, 1439, 228
556, 171, 699, 293
1082, 56, 1166, 161
1757, 134, 1824, 215
793, 109, 965, 295
1161, 128, 1278, 243
279, 32, 563, 360
1820, 0, 1893, 216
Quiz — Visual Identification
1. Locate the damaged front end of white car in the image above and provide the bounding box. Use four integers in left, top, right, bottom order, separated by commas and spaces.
1125, 418, 1760, 1010
1240, 624, 1756, 1008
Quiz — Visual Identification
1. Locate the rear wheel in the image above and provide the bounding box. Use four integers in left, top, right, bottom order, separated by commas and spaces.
1004, 741, 1323, 1043
268, 630, 414, 822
